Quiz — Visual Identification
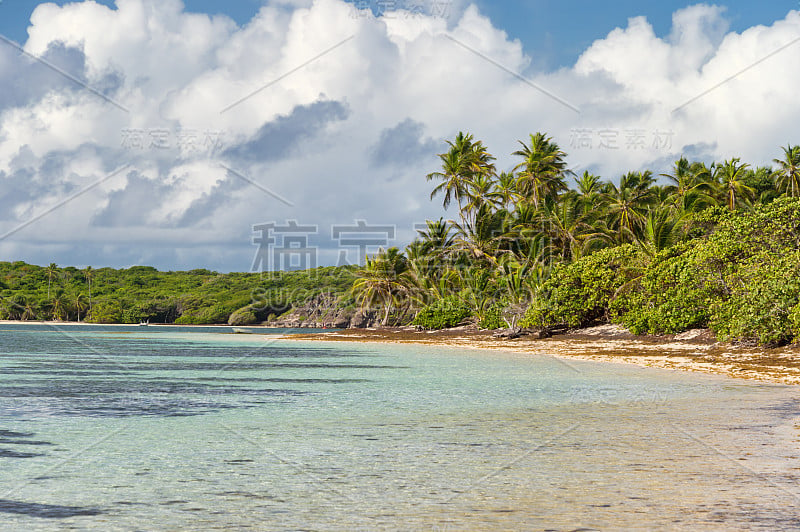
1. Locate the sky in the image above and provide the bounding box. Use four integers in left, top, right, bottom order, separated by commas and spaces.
0, 0, 799, 272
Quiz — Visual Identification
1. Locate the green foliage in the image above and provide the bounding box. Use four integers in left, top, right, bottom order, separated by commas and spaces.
89, 301, 124, 324
6, 133, 800, 349
615, 198, 800, 343
175, 304, 228, 325
520, 245, 640, 329
478, 304, 505, 330
709, 252, 800, 345
412, 296, 472, 330
789, 302, 800, 339
352, 247, 408, 326
0, 262, 356, 325
227, 306, 258, 326
612, 243, 713, 335
518, 298, 549, 330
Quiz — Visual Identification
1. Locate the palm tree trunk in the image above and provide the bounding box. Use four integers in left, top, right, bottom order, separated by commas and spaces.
382, 302, 391, 326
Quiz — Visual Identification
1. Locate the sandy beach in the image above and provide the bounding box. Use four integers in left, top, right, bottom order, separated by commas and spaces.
5, 319, 799, 385
290, 325, 800, 386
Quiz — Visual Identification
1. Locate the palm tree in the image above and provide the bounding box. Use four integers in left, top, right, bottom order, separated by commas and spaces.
601, 176, 653, 243
427, 148, 470, 212
463, 172, 502, 216
662, 157, 693, 193
73, 294, 88, 322
745, 166, 780, 204
661, 157, 713, 212
84, 266, 94, 318
22, 300, 36, 320
713, 158, 754, 210
513, 133, 568, 206
45, 263, 58, 299
504, 202, 547, 265
637, 207, 685, 255
456, 266, 500, 326
496, 255, 546, 308
416, 218, 455, 252
620, 170, 656, 194
51, 293, 66, 321
495, 171, 519, 209
450, 204, 510, 266
537, 196, 594, 261
773, 144, 800, 198
404, 250, 458, 308
468, 139, 496, 178
3, 294, 26, 320
352, 247, 409, 326
573, 171, 603, 214
427, 132, 495, 225
405, 219, 462, 308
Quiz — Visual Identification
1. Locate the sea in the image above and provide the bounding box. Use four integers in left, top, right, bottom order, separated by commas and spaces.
0, 323, 798, 531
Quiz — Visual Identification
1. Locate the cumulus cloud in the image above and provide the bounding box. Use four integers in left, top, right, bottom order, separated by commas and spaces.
369, 118, 438, 169
0, 0, 799, 270
223, 99, 350, 163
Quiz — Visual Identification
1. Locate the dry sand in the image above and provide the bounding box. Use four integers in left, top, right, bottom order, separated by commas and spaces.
289, 325, 800, 386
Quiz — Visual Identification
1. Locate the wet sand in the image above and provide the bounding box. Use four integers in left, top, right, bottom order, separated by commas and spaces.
289, 325, 800, 386
5, 320, 799, 385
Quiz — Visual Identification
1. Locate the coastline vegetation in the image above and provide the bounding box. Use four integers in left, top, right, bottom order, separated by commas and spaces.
0, 263, 355, 325
353, 134, 800, 346
2, 133, 799, 345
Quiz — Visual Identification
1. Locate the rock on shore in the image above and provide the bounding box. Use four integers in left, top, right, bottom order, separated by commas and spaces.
267, 293, 379, 329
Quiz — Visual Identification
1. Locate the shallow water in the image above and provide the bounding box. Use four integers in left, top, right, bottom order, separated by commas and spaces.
0, 323, 798, 530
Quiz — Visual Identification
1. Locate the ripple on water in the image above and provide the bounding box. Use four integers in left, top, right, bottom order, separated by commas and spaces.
0, 499, 103, 518
0, 325, 798, 530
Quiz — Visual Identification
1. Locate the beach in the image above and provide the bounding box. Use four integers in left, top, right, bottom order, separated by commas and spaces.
5, 319, 800, 385
291, 325, 800, 386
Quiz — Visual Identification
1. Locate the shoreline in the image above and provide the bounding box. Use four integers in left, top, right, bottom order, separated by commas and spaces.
0, 320, 240, 328
287, 325, 800, 386
5, 319, 799, 385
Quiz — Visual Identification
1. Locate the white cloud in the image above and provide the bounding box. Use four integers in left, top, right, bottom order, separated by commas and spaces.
1, 0, 799, 270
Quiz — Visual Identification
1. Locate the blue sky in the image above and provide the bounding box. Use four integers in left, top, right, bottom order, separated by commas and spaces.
1, 0, 799, 270
473, 0, 798, 68
1, 1, 796, 69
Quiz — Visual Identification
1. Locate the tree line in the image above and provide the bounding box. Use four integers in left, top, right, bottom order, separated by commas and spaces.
0, 263, 355, 325
3, 131, 799, 344
352, 132, 800, 344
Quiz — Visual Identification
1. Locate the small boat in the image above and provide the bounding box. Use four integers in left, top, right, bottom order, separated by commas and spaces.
232, 327, 253, 334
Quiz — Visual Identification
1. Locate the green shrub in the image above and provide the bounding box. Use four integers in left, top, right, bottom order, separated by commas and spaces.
88, 302, 123, 324
519, 297, 548, 330
176, 304, 229, 325
709, 252, 800, 345
478, 304, 505, 330
228, 306, 258, 326
789, 302, 800, 341
616, 198, 800, 343
0, 262, 356, 325
413, 296, 472, 330
520, 245, 641, 329
613, 243, 714, 335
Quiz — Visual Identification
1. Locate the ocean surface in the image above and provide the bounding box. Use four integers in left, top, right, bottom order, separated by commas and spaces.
0, 323, 798, 531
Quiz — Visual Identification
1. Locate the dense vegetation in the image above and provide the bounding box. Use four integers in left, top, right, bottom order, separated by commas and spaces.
351, 133, 800, 345
0, 263, 355, 325
3, 132, 799, 345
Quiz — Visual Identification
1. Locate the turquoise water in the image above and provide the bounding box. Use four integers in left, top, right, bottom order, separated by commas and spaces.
0, 323, 798, 530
